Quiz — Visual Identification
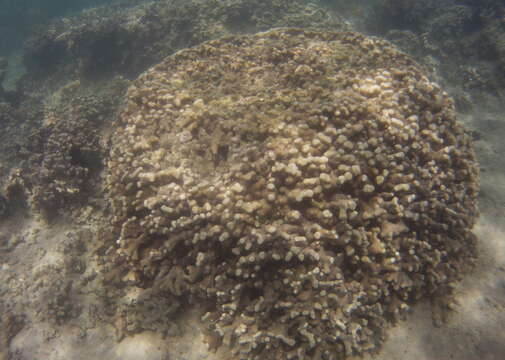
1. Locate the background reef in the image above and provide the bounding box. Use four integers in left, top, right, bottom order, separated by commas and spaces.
0, 1, 504, 360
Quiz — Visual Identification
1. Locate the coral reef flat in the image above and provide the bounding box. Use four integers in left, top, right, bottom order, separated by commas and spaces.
1, 1, 505, 359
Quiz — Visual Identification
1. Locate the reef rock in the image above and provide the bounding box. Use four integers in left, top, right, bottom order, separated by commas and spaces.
106, 28, 479, 359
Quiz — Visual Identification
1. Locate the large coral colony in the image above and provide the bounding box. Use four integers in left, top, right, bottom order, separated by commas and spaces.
106, 28, 478, 359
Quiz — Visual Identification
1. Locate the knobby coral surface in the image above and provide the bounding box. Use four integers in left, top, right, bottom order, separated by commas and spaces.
106, 28, 479, 359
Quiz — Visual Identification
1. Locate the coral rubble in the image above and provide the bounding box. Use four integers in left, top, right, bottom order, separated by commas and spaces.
105, 28, 479, 359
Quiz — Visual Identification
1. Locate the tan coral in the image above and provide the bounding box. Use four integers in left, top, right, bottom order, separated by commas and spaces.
106, 28, 479, 359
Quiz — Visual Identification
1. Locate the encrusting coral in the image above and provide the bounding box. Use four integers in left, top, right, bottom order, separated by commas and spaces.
106, 28, 479, 359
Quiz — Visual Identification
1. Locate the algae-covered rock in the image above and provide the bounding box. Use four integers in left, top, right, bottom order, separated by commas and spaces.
106, 28, 479, 359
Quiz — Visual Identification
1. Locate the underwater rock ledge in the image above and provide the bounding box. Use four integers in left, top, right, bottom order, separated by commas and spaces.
105, 28, 479, 360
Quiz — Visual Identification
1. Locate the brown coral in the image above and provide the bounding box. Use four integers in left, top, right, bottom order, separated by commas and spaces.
106, 28, 479, 359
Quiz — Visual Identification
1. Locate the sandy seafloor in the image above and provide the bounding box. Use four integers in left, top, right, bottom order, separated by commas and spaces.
2, 101, 504, 360
1, 10, 505, 360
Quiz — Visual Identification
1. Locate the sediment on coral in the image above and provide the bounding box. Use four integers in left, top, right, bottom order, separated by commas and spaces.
105, 28, 479, 359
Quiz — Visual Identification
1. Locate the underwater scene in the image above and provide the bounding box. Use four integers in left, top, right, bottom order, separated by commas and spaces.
0, 1, 504, 359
